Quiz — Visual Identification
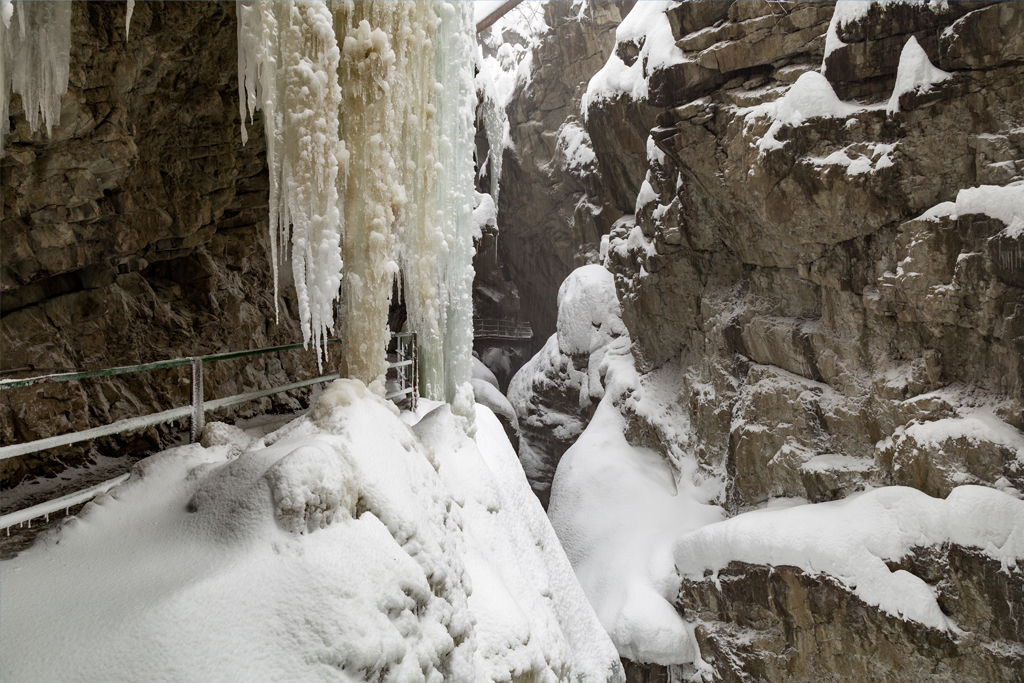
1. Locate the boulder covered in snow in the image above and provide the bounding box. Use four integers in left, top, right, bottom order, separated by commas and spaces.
0, 379, 624, 683
508, 264, 630, 507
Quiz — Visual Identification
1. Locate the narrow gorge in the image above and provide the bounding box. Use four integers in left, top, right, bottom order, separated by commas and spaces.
1, 2, 1022, 683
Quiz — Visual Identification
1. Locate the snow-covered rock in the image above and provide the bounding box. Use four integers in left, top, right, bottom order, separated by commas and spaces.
508, 265, 630, 507
0, 380, 623, 683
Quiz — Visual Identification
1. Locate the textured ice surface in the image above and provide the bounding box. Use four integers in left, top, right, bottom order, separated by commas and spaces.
1, 0, 72, 153
236, 1, 477, 404
236, 1, 345, 367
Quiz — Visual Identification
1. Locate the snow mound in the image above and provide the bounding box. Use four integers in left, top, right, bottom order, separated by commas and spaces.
473, 354, 500, 390
674, 485, 1024, 633
200, 420, 254, 455
744, 72, 868, 154
556, 264, 628, 358
916, 182, 1024, 238
473, 190, 497, 242
582, 0, 685, 114
549, 398, 725, 665
472, 378, 519, 434
887, 36, 951, 114
1, 381, 622, 683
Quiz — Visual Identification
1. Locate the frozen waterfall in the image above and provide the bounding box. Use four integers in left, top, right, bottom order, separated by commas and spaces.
0, 0, 73, 155
1, 0, 479, 424
237, 0, 478, 423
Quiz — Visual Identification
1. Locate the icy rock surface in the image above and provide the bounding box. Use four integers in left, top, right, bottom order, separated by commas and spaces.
508, 264, 630, 507
0, 0, 72, 153
1, 381, 624, 683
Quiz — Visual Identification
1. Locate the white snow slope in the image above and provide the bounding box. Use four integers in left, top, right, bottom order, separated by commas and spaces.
0, 381, 623, 683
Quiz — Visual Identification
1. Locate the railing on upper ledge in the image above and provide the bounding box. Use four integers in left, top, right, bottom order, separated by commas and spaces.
472, 318, 533, 341
0, 334, 417, 532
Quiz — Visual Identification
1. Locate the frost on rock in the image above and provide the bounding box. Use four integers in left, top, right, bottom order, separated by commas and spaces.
887, 35, 951, 114
557, 120, 597, 174
0, 0, 72, 155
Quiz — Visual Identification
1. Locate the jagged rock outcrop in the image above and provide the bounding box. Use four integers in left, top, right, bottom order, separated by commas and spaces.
521, 0, 1024, 679
678, 547, 1024, 683
1, 2, 312, 486
600, 0, 1024, 512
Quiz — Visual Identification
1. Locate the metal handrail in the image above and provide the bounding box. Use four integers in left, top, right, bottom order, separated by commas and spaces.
1, 334, 419, 532
472, 318, 533, 339
0, 340, 342, 391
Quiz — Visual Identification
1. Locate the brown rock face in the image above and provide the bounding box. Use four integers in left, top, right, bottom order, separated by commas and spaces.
507, 1, 1024, 678
1, 2, 314, 486
601, 1, 1024, 514
495, 1, 626, 354
677, 549, 1024, 683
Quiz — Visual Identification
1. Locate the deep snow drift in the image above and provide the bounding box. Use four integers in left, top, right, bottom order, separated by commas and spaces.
1, 382, 623, 683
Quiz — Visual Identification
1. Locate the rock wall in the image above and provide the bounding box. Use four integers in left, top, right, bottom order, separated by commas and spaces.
494, 0, 628, 353
600, 0, 1024, 511
1, 1, 313, 486
591, 1, 1024, 679
509, 1, 1024, 679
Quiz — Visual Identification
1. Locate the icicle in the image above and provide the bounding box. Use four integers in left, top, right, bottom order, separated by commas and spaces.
125, 0, 134, 40
1, 0, 72, 155
235, 0, 478, 412
236, 1, 345, 369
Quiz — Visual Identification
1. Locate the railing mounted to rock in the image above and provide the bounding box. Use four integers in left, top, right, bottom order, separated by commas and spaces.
0, 333, 418, 533
472, 318, 533, 341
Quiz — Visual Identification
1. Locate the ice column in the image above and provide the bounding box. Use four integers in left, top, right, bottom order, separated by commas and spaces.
1, 0, 72, 155
237, 1, 346, 368
434, 1, 478, 426
334, 2, 438, 388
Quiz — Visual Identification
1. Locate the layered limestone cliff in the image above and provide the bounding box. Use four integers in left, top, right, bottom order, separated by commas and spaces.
1, 2, 311, 486
509, 1, 1024, 679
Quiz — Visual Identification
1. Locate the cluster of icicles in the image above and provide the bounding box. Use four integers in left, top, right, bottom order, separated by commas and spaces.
1, 0, 479, 425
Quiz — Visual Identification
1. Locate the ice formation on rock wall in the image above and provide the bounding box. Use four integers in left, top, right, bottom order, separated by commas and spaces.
433, 1, 478, 425
335, 2, 435, 391
0, 0, 72, 154
125, 0, 134, 40
237, 1, 477, 421
237, 1, 345, 369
